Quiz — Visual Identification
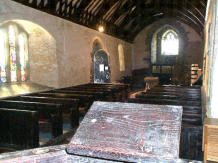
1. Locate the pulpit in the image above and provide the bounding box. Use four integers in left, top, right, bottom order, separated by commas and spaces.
144, 76, 159, 91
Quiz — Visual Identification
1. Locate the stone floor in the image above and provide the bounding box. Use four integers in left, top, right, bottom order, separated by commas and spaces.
0, 82, 52, 99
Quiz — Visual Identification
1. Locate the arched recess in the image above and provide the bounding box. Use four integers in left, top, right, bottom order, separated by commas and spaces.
151, 25, 182, 65
90, 39, 103, 83
94, 49, 110, 83
118, 44, 125, 72
147, 20, 189, 85
90, 39, 110, 83
0, 20, 58, 87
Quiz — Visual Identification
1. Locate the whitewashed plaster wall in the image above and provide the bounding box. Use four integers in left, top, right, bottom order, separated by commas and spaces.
202, 0, 218, 118
0, 0, 132, 88
132, 19, 203, 70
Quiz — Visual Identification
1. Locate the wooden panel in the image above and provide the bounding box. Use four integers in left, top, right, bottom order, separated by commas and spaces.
0, 108, 39, 149
0, 145, 119, 163
0, 144, 203, 163
67, 101, 183, 162
180, 125, 203, 160
203, 118, 218, 162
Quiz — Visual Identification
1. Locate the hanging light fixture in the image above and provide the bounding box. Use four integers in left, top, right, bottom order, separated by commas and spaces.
98, 25, 104, 33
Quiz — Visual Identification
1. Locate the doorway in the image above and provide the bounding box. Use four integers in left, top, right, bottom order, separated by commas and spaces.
94, 50, 110, 83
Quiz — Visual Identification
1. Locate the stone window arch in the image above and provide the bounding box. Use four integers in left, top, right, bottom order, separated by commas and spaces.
161, 30, 179, 56
151, 25, 181, 64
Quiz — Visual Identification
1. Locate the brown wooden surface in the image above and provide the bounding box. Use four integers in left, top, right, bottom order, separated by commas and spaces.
203, 118, 218, 162
67, 101, 183, 162
0, 109, 39, 150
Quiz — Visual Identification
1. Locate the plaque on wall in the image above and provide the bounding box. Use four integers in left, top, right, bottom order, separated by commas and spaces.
99, 64, 104, 72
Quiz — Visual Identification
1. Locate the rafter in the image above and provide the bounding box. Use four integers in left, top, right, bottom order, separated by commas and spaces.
11, 0, 207, 43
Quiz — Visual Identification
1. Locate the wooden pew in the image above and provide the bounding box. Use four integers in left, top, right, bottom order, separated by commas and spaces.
48, 90, 106, 100
73, 85, 126, 101
136, 93, 201, 101
141, 90, 201, 99
7, 96, 80, 126
128, 98, 201, 107
29, 92, 94, 107
59, 87, 116, 101
128, 98, 202, 125
0, 108, 39, 150
0, 100, 63, 138
129, 85, 203, 160
147, 87, 200, 94
180, 125, 203, 160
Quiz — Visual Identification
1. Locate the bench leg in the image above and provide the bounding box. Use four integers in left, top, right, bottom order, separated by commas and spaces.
70, 108, 80, 127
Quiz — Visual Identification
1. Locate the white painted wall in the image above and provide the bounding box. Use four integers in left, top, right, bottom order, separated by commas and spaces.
0, 0, 132, 88
204, 0, 218, 118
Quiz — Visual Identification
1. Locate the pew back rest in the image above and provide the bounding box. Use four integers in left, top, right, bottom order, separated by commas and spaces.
0, 100, 62, 119
0, 108, 39, 149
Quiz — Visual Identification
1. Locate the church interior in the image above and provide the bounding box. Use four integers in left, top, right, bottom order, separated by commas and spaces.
0, 0, 217, 162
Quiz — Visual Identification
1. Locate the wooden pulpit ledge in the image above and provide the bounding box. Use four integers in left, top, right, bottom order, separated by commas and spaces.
0, 102, 203, 163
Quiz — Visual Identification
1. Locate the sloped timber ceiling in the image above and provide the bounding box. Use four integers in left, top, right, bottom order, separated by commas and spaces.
12, 0, 207, 42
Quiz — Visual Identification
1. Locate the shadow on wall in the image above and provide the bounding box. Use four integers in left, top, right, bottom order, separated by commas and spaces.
0, 20, 58, 88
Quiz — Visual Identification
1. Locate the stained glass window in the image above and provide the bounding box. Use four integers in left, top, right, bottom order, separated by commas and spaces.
0, 30, 6, 82
8, 25, 17, 82
18, 34, 27, 81
0, 24, 28, 83
161, 30, 179, 56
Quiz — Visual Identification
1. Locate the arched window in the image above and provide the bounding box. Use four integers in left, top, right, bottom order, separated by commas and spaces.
0, 24, 28, 83
161, 30, 179, 56
18, 33, 28, 81
118, 44, 125, 71
0, 30, 6, 82
8, 25, 17, 82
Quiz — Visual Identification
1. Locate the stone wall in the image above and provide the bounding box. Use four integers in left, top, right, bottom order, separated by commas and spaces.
0, 0, 132, 88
